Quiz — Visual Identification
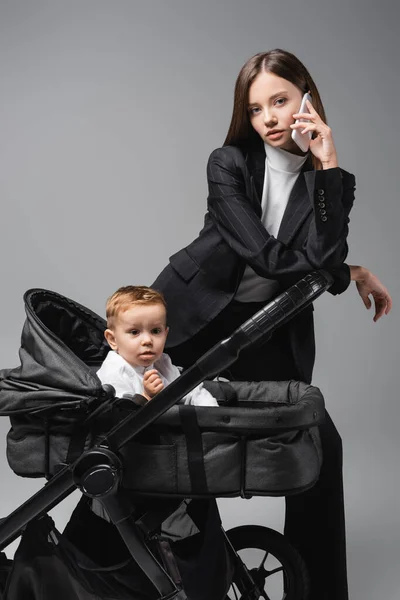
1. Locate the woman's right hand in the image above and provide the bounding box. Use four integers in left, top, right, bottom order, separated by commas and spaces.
349, 265, 392, 322
291, 99, 338, 169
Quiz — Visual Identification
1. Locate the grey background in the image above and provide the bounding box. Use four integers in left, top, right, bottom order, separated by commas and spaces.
0, 0, 399, 597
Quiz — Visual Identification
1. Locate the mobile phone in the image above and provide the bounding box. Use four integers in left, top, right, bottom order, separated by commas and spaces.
291, 92, 312, 152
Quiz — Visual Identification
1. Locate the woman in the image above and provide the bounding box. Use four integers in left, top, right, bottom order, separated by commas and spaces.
152, 49, 391, 600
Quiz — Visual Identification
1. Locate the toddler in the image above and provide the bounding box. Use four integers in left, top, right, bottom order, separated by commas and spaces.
97, 285, 218, 406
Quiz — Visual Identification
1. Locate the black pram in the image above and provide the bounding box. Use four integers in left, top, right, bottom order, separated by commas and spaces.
0, 271, 331, 600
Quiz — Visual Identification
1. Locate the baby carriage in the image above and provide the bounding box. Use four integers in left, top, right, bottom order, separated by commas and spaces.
0, 271, 332, 600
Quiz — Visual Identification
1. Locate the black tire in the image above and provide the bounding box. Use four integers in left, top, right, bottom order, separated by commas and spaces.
226, 525, 309, 600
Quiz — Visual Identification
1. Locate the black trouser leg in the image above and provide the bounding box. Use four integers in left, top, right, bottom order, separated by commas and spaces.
284, 411, 348, 600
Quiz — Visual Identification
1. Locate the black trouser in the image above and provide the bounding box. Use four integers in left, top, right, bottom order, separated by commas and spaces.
168, 299, 348, 600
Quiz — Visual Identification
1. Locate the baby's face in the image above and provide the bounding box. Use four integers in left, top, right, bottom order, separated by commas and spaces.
107, 303, 168, 368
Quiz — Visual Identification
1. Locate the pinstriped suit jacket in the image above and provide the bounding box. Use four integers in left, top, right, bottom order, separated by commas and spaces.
152, 144, 355, 380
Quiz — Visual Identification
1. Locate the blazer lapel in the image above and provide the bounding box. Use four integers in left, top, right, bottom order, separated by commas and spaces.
245, 148, 265, 210
277, 158, 313, 245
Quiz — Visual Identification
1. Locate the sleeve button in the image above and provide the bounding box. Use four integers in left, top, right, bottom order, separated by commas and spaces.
317, 189, 325, 195
318, 202, 325, 208
321, 215, 328, 222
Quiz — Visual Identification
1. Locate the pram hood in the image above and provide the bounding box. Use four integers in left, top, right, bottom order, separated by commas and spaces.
0, 288, 113, 478
0, 288, 109, 413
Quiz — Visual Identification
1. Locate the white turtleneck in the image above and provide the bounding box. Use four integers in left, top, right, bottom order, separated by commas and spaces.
234, 144, 308, 302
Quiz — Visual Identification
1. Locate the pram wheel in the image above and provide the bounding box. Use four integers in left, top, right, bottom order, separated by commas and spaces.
226, 525, 309, 600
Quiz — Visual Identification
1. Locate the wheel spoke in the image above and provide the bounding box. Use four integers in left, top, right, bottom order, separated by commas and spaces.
265, 566, 284, 578
257, 550, 269, 572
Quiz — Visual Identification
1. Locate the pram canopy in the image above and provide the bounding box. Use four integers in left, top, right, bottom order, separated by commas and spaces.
0, 275, 327, 497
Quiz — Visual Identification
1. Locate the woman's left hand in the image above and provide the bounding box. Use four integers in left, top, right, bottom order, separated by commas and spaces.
291, 99, 338, 169
350, 265, 393, 322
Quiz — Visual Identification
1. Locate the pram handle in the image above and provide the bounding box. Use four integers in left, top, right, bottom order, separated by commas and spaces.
195, 269, 332, 378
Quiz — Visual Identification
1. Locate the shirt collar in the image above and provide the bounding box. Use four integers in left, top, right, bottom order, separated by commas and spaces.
108, 350, 154, 376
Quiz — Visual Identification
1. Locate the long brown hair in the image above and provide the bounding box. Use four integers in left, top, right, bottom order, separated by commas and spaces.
224, 49, 326, 170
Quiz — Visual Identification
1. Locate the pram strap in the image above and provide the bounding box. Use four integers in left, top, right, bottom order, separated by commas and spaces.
179, 406, 208, 495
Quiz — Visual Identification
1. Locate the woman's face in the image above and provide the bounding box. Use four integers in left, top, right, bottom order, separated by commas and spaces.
248, 71, 304, 154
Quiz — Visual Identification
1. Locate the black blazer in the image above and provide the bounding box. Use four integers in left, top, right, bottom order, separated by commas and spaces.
152, 145, 355, 382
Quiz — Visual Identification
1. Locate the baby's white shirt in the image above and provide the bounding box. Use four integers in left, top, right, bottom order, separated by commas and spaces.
96, 350, 218, 406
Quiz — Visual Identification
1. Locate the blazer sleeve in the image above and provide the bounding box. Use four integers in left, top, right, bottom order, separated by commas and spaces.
326, 264, 351, 295
206, 146, 355, 278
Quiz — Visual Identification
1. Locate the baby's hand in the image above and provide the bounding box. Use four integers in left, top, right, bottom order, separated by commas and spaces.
143, 369, 164, 400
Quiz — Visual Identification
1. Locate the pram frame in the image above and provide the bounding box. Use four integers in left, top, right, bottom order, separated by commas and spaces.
0, 270, 332, 600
